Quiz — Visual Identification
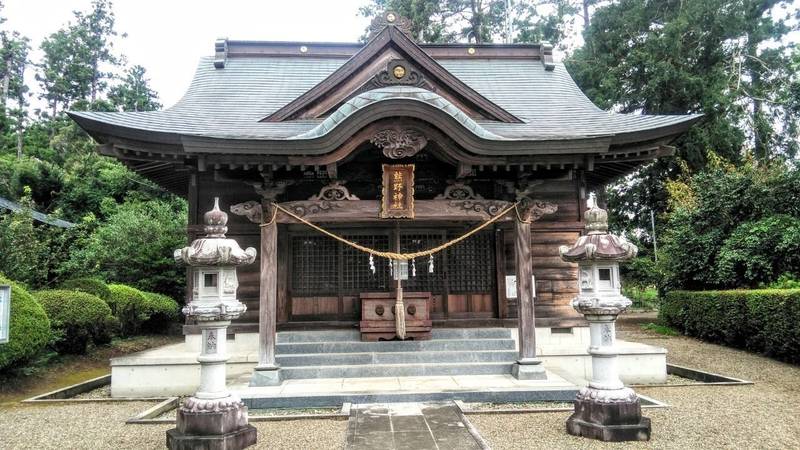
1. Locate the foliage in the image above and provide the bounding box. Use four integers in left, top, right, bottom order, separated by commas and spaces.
141, 292, 180, 333
0, 192, 52, 287
0, 274, 51, 372
107, 284, 179, 336
359, 0, 581, 46
108, 65, 161, 112
106, 284, 149, 336
661, 289, 800, 363
659, 161, 800, 290
622, 285, 658, 310
61, 199, 187, 298
59, 277, 111, 302
620, 254, 658, 288
766, 274, 800, 290
36, 0, 121, 115
566, 0, 798, 242
34, 289, 118, 354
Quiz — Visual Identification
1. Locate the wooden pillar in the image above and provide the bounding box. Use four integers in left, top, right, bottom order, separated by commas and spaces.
251, 201, 281, 386
514, 217, 537, 362
511, 202, 546, 380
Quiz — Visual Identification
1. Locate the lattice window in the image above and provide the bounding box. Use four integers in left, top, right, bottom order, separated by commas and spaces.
400, 233, 446, 293
342, 234, 390, 294
291, 236, 338, 296
447, 231, 495, 293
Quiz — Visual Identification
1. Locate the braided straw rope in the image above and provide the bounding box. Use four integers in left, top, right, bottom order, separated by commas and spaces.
271, 201, 520, 260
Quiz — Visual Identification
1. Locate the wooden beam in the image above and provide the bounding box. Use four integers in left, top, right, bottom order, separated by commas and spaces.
275, 199, 514, 223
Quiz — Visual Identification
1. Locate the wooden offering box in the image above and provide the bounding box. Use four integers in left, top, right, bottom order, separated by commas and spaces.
359, 292, 433, 341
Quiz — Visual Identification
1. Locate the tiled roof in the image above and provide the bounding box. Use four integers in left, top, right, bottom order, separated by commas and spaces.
70, 55, 700, 144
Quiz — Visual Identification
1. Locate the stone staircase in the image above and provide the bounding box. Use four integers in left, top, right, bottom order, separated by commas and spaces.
275, 328, 518, 379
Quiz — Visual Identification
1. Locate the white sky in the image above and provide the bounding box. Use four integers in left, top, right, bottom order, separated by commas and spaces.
4, 0, 372, 110
4, 0, 797, 115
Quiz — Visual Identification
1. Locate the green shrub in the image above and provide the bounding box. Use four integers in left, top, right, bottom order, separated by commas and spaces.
660, 289, 800, 363
107, 284, 149, 336
141, 292, 180, 333
0, 275, 51, 371
34, 290, 118, 354
60, 278, 112, 302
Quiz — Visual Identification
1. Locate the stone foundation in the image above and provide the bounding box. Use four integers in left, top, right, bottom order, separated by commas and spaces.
166, 396, 257, 450
566, 387, 650, 442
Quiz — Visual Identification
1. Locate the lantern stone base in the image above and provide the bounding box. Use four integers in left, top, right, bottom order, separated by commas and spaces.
249, 366, 282, 387
166, 396, 257, 450
566, 387, 650, 442
511, 359, 547, 380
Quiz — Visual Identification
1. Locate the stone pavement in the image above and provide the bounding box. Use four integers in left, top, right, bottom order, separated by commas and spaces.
345, 402, 488, 450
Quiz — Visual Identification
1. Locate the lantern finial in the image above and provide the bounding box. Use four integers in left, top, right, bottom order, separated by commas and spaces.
584, 193, 608, 235
203, 197, 228, 237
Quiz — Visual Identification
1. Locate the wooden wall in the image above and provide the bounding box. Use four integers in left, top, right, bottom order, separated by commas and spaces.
189, 171, 585, 328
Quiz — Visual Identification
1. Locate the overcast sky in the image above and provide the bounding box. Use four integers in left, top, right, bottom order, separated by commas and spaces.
5, 0, 372, 110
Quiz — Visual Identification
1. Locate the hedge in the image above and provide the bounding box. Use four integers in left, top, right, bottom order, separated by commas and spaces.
59, 278, 112, 302
661, 289, 800, 363
107, 284, 150, 336
108, 284, 179, 336
34, 290, 118, 354
141, 292, 180, 333
0, 275, 51, 371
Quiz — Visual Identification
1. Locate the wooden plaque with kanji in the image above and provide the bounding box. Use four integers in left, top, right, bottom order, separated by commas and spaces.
380, 164, 415, 219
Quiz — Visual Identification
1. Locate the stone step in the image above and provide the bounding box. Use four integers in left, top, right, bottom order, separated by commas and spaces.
275, 328, 512, 343
276, 350, 518, 367
277, 330, 360, 343
281, 362, 515, 379
430, 328, 512, 340
241, 384, 579, 408
276, 338, 516, 355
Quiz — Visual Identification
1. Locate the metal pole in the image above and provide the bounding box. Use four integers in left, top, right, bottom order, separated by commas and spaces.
650, 209, 658, 262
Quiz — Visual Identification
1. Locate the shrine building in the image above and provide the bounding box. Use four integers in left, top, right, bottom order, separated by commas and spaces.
69, 13, 699, 397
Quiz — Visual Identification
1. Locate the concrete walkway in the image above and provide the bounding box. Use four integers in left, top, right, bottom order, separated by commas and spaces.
345, 402, 488, 450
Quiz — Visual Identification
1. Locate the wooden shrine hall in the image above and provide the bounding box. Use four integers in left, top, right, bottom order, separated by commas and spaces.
70, 12, 699, 389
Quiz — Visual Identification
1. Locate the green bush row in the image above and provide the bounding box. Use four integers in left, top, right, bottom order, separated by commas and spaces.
0, 274, 51, 371
107, 284, 179, 336
660, 289, 800, 363
34, 290, 118, 354
0, 275, 181, 369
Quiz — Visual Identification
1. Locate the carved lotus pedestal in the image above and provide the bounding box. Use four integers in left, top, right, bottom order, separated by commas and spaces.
566, 386, 651, 442
167, 396, 257, 450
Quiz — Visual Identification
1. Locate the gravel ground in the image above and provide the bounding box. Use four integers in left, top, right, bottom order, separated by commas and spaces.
72, 385, 111, 399
2, 314, 798, 449
0, 401, 346, 450
466, 401, 573, 411
470, 314, 800, 449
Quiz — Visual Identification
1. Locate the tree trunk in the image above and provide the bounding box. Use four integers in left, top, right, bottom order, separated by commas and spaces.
582, 0, 591, 31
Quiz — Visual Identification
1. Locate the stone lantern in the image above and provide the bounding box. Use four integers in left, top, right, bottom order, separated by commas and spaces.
559, 194, 650, 442
167, 198, 258, 450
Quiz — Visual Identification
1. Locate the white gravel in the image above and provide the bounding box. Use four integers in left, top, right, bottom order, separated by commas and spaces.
2, 314, 797, 449
470, 314, 800, 449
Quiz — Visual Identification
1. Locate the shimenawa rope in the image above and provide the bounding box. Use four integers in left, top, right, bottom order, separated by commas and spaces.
269, 201, 521, 260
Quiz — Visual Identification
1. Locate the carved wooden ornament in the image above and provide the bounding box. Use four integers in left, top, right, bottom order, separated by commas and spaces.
381, 164, 415, 219
371, 128, 428, 159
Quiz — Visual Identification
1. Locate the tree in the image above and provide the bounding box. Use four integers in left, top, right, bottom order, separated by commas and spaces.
36, 0, 121, 116
359, 0, 581, 46
0, 1, 30, 158
108, 65, 161, 112
659, 159, 800, 290
60, 199, 188, 298
565, 0, 797, 239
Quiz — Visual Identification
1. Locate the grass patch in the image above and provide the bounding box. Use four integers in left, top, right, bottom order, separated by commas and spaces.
641, 322, 679, 336
624, 286, 659, 310
0, 334, 181, 405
